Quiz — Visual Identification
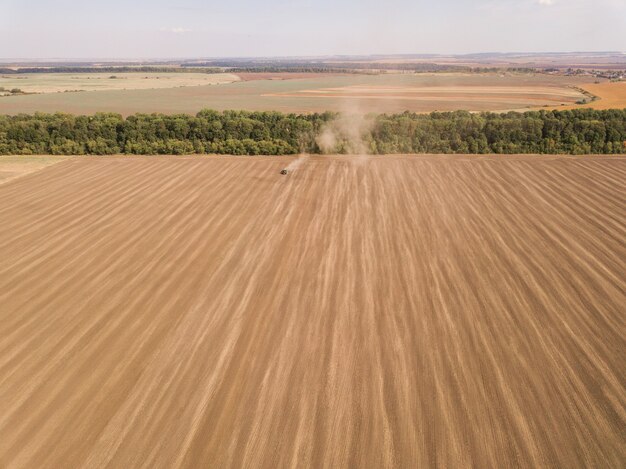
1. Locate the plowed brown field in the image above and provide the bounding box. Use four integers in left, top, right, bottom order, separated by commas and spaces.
0, 155, 624, 468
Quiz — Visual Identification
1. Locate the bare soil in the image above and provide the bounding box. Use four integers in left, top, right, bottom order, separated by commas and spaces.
0, 155, 624, 468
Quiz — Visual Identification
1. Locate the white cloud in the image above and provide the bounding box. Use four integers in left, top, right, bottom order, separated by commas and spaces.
536, 0, 555, 5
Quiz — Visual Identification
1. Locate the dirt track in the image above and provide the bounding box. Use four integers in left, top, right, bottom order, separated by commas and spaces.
0, 155, 624, 468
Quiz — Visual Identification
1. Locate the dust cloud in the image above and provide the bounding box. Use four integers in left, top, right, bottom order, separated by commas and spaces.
285, 153, 310, 172
316, 105, 375, 165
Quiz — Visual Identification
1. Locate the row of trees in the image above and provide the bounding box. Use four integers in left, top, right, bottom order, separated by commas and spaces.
368, 109, 626, 154
0, 87, 23, 95
0, 111, 331, 156
0, 66, 223, 74
0, 109, 624, 155
0, 64, 547, 75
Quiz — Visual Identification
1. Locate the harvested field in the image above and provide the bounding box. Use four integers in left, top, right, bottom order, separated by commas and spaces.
561, 81, 626, 110
0, 73, 593, 116
0, 155, 625, 468
262, 83, 583, 108
0, 73, 240, 95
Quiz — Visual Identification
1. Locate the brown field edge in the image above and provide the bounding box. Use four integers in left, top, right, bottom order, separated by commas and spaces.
0, 155, 624, 468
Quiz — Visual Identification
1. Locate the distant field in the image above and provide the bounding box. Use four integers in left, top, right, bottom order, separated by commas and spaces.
0, 73, 596, 116
0, 155, 624, 468
0, 73, 240, 94
559, 81, 626, 110
235, 72, 346, 81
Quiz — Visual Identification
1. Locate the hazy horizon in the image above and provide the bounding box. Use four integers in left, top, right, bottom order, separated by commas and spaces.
1, 51, 625, 63
2, 0, 625, 59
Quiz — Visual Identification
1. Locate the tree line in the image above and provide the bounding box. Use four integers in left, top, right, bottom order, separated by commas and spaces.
0, 111, 330, 156
0, 109, 624, 156
369, 109, 626, 155
0, 66, 223, 75
189, 61, 467, 73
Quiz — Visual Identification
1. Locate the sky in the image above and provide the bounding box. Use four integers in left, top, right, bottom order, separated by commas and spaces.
1, 0, 625, 59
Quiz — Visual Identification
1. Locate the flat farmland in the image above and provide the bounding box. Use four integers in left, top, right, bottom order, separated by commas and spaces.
0, 73, 595, 116
0, 72, 240, 95
0, 155, 625, 468
560, 81, 626, 110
